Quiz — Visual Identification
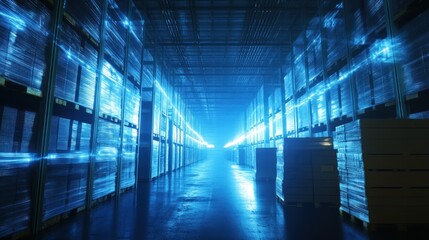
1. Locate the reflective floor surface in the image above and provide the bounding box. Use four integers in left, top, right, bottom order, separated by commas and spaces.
36, 155, 429, 240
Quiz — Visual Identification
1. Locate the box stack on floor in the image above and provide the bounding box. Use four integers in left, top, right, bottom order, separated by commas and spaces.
334, 119, 429, 226
280, 138, 339, 207
255, 148, 277, 181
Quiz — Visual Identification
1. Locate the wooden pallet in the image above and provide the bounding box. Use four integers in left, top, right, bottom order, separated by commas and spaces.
92, 192, 116, 207
2, 229, 31, 240
314, 202, 339, 209
42, 205, 86, 230
339, 209, 429, 232
277, 195, 338, 208
120, 186, 135, 194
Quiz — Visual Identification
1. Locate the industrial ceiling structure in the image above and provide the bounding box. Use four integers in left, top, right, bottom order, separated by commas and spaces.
136, 0, 318, 144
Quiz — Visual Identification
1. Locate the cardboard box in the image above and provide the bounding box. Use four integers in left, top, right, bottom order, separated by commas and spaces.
314, 195, 340, 204
363, 154, 429, 170
255, 148, 277, 180
367, 205, 429, 224
365, 171, 429, 188
284, 195, 314, 203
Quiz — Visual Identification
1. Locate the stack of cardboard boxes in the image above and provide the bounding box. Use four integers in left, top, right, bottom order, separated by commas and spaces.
334, 119, 429, 225
280, 138, 339, 206
255, 148, 277, 181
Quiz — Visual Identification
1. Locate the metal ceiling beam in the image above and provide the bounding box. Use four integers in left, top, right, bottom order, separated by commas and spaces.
183, 98, 253, 101
140, 6, 317, 12
171, 65, 279, 68
178, 88, 260, 91
187, 107, 246, 110
175, 85, 261, 87
159, 42, 291, 47
173, 73, 276, 76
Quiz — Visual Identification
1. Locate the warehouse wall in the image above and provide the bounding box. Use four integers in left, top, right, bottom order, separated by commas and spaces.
0, 0, 206, 238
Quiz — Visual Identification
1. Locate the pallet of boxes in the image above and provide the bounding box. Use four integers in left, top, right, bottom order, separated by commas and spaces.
334, 119, 429, 231
255, 148, 277, 181
279, 138, 340, 207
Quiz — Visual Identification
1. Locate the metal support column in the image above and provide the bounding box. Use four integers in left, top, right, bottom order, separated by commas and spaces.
318, 0, 333, 136
116, 0, 131, 197
290, 34, 299, 138
87, 0, 108, 207
342, 0, 359, 121
384, 0, 407, 119
280, 69, 287, 138
263, 85, 270, 146
32, 0, 64, 234
134, 12, 145, 188
303, 27, 312, 137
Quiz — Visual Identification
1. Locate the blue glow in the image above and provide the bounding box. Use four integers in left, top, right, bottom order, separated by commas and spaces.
97, 147, 118, 157
226, 36, 401, 145
154, 80, 213, 148
283, 38, 399, 116
66, 48, 72, 59
0, 4, 49, 36
370, 39, 394, 63
56, 43, 98, 73
231, 165, 256, 211
0, 8, 27, 31
323, 11, 339, 29
128, 20, 144, 42
224, 125, 266, 148
122, 18, 130, 27
0, 153, 40, 163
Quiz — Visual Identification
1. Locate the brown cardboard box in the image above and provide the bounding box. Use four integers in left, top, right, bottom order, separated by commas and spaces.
363, 154, 429, 170
365, 171, 429, 188
367, 205, 429, 223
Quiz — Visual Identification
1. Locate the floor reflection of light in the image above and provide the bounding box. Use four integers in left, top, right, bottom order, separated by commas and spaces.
231, 165, 257, 211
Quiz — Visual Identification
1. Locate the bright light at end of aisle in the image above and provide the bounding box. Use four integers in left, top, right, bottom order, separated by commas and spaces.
223, 125, 266, 148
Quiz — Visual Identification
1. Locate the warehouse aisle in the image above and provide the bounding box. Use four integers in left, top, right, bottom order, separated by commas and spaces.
36, 155, 414, 240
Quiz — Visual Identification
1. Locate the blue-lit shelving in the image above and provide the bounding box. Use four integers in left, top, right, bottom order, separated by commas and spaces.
93, 119, 120, 200
64, 0, 102, 43
121, 126, 137, 189
104, 0, 127, 69
0, 107, 37, 238
0, 0, 51, 93
44, 117, 91, 221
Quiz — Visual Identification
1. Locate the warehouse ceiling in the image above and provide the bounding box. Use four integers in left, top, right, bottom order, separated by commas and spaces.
136, 0, 318, 145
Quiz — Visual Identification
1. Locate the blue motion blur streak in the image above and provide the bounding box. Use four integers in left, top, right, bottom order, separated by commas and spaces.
154, 80, 214, 148
0, 8, 26, 31
0, 2, 49, 35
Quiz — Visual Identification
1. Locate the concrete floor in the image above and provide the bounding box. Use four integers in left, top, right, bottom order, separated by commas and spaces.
36, 155, 429, 240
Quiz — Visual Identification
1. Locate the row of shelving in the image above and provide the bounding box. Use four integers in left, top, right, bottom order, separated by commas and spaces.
0, 1, 54, 237
0, 0, 144, 238
237, 84, 284, 168
237, 0, 429, 229
140, 60, 207, 181
1, 0, 207, 238
234, 0, 429, 171
283, 0, 429, 137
